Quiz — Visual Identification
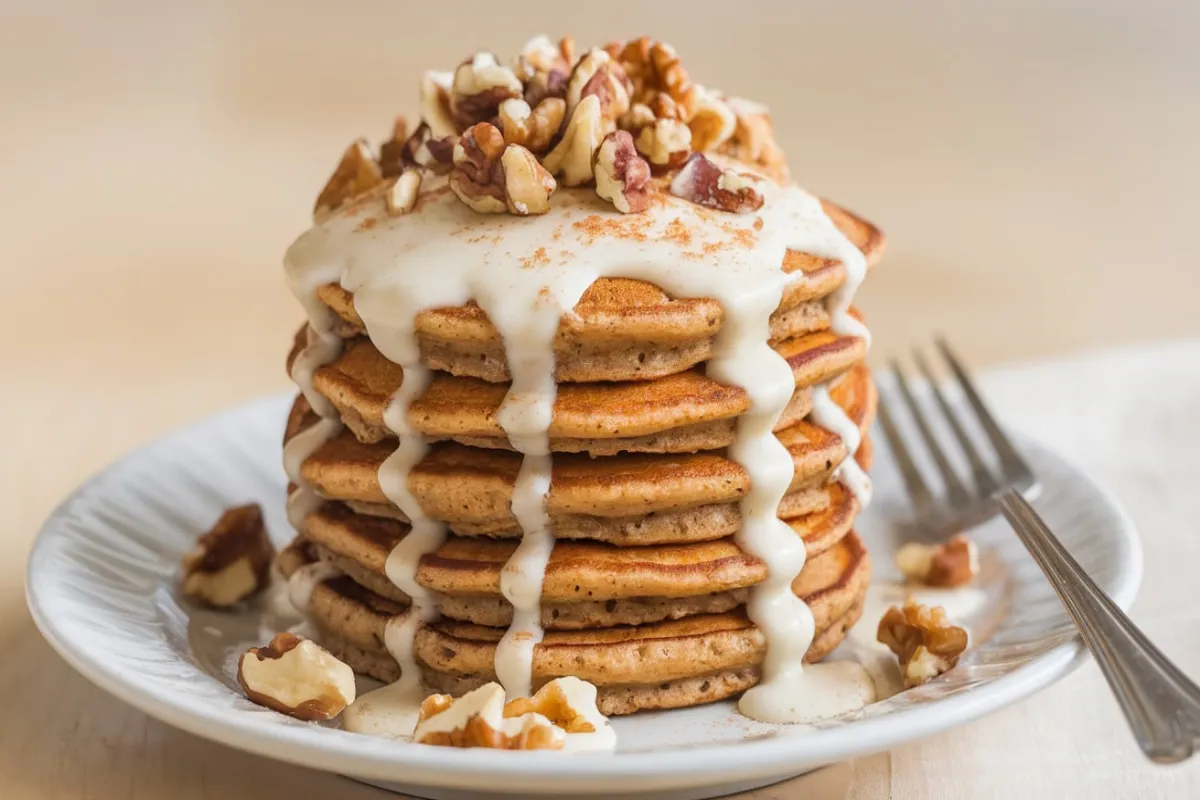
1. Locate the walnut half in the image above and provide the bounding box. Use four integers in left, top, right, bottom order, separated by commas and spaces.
878, 599, 969, 688
180, 504, 274, 608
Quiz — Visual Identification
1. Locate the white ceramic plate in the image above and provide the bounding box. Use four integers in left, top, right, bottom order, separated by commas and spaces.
26, 392, 1141, 800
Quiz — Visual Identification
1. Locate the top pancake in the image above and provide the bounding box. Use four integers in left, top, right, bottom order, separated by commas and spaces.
308, 200, 884, 383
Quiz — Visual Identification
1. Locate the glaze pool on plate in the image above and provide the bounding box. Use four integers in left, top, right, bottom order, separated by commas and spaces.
26, 393, 1140, 799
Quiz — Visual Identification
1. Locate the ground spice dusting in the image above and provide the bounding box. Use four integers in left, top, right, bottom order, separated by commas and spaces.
572, 214, 652, 245
356, 217, 378, 232
520, 247, 551, 269
664, 218, 692, 246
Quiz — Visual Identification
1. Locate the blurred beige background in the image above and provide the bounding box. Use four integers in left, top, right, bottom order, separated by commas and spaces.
3, 1, 1199, 797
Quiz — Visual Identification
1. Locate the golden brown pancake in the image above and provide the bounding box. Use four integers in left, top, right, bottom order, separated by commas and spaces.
297, 325, 865, 453
295, 478, 856, 608
286, 532, 870, 715
309, 201, 884, 384
287, 365, 876, 530
339, 481, 835, 543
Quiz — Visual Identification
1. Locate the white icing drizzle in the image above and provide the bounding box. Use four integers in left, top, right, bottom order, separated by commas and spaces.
811, 385, 873, 506
282, 415, 341, 530
283, 166, 872, 726
285, 560, 342, 614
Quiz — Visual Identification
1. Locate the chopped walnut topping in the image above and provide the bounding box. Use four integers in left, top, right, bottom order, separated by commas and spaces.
498, 97, 566, 155
385, 170, 422, 216
619, 102, 656, 134
669, 152, 763, 213
542, 94, 605, 187
413, 133, 456, 174
895, 535, 980, 588
500, 145, 556, 215
634, 117, 692, 170
181, 504, 274, 608
378, 116, 410, 178
449, 123, 555, 215
718, 96, 788, 182
450, 52, 523, 129
237, 632, 356, 721
688, 86, 736, 151
594, 130, 651, 213
566, 49, 631, 123
878, 599, 969, 688
449, 123, 507, 213
605, 37, 697, 122
313, 140, 384, 220
511, 35, 571, 82
414, 683, 565, 750
419, 70, 457, 139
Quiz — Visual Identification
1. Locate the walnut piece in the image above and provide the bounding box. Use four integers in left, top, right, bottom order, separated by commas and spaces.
502, 676, 605, 735
180, 504, 274, 608
594, 130, 651, 213
413, 677, 613, 750
542, 94, 605, 187
516, 37, 571, 107
419, 70, 457, 139
669, 152, 763, 213
566, 49, 631, 123
498, 97, 565, 155
605, 37, 697, 122
718, 96, 788, 182
500, 145, 556, 215
451, 52, 523, 129
414, 683, 564, 750
378, 116, 410, 178
634, 117, 691, 170
877, 599, 969, 688
313, 140, 383, 220
237, 632, 356, 720
619, 102, 656, 134
449, 123, 555, 215
688, 86, 736, 151
449, 123, 507, 213
385, 170, 422, 216
895, 535, 980, 588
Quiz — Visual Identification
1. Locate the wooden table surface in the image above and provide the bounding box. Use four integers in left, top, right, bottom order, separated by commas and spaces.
3, 2, 1199, 797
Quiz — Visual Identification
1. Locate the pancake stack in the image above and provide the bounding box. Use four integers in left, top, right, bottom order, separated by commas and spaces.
277, 36, 885, 720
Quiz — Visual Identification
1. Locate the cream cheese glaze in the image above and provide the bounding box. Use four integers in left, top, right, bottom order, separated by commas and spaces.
284, 168, 872, 731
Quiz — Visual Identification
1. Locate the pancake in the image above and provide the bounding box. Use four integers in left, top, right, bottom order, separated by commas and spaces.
287, 365, 876, 530
288, 531, 870, 715
296, 478, 856, 607
310, 199, 884, 384
297, 324, 865, 452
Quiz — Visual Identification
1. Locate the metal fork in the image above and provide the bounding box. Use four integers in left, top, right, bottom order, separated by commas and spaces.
878, 337, 1200, 763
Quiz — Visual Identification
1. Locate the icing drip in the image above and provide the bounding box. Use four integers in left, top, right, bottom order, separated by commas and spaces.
811, 385, 873, 506
283, 172, 874, 726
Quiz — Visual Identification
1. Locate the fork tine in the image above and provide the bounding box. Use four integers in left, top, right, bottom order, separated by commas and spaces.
876, 390, 937, 519
891, 361, 974, 508
913, 348, 1001, 497
935, 337, 1036, 490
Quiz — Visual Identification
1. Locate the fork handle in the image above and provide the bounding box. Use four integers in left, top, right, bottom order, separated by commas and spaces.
998, 489, 1200, 762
